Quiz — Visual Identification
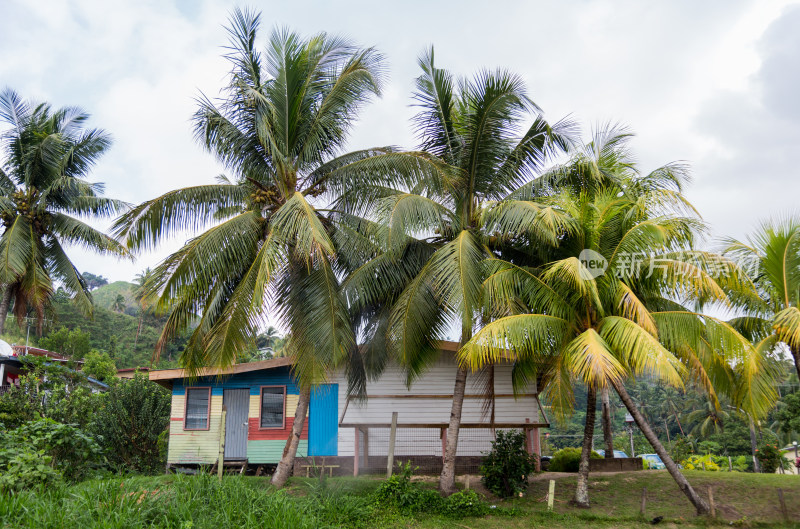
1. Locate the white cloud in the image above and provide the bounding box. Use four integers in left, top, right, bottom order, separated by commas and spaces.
1, 0, 798, 288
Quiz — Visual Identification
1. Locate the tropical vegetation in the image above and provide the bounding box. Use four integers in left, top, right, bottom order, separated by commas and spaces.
341, 49, 574, 493
1, 8, 798, 522
112, 8, 449, 488
0, 89, 127, 334
457, 129, 776, 512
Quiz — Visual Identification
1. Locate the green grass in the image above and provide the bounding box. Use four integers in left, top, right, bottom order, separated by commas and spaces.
1, 471, 799, 528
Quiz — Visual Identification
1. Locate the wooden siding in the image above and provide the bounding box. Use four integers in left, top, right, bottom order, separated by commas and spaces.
167, 394, 223, 464
166, 367, 309, 465
247, 440, 307, 463
332, 356, 540, 457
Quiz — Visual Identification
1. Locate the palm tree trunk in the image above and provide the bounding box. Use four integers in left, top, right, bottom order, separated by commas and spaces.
439, 365, 468, 495
601, 386, 614, 459
748, 415, 761, 473
271, 387, 310, 488
673, 408, 686, 437
573, 386, 597, 507
0, 287, 11, 335
790, 344, 800, 388
611, 379, 709, 515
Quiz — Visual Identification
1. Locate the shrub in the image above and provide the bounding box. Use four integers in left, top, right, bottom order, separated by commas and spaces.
756, 442, 783, 473
681, 454, 720, 471
548, 447, 602, 473
732, 455, 751, 472
0, 356, 101, 429
91, 373, 171, 473
373, 461, 440, 512
373, 461, 490, 518
441, 490, 489, 517
0, 419, 102, 490
668, 436, 694, 463
480, 430, 536, 498
0, 447, 62, 491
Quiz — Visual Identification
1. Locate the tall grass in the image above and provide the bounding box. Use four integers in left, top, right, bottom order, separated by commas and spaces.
0, 474, 318, 529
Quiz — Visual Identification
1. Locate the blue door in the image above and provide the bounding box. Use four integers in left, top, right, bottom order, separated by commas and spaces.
309, 384, 338, 456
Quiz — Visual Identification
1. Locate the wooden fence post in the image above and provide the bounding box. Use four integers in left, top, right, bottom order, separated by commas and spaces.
728, 456, 733, 472
525, 418, 533, 454
386, 412, 398, 478
217, 405, 227, 482
440, 428, 447, 464
547, 480, 555, 511
778, 488, 789, 522
708, 486, 716, 518
640, 487, 647, 517
353, 427, 360, 477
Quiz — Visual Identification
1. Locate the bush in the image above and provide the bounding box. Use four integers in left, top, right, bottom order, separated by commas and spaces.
373, 461, 440, 512
548, 447, 602, 473
0, 447, 62, 491
440, 490, 489, 517
0, 419, 102, 491
0, 356, 101, 429
373, 461, 490, 518
732, 455, 751, 472
681, 454, 721, 471
91, 373, 171, 473
756, 442, 783, 473
480, 430, 536, 498
668, 436, 694, 463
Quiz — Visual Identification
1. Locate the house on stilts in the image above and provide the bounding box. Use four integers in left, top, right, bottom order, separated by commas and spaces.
149, 341, 549, 476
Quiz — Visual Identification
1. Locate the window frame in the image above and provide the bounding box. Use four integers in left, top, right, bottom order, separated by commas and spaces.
183, 386, 212, 431
258, 385, 287, 430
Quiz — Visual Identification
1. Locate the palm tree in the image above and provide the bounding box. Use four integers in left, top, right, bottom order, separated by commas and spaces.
459, 175, 774, 512
342, 49, 574, 494
0, 89, 127, 334
112, 294, 126, 313
683, 396, 728, 437
132, 267, 155, 352
113, 9, 447, 488
723, 218, 800, 382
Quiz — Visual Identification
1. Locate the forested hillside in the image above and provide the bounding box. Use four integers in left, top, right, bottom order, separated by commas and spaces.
1, 279, 185, 369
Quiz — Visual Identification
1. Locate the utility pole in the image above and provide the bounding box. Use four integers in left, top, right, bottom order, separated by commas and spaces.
625, 413, 635, 457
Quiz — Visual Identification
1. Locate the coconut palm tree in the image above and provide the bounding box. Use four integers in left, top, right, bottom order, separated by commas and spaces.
341, 49, 575, 494
113, 9, 448, 488
723, 218, 800, 382
683, 396, 729, 437
459, 177, 774, 512
0, 89, 127, 334
112, 294, 126, 314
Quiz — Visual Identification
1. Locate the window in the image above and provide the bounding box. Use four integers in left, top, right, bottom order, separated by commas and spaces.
184, 387, 210, 430
260, 386, 285, 429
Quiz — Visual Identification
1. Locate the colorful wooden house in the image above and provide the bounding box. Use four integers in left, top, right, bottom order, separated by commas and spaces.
150, 342, 548, 475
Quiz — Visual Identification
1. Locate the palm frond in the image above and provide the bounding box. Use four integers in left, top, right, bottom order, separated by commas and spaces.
112, 184, 247, 251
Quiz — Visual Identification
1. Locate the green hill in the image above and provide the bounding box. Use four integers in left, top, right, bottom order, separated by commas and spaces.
15, 300, 187, 369
91, 281, 138, 314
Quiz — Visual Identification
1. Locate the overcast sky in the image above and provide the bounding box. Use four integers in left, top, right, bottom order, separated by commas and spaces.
2, 0, 799, 289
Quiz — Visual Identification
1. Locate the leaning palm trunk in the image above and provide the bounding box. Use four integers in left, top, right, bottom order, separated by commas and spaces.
271, 387, 310, 488
748, 415, 761, 473
612, 380, 709, 515
440, 366, 468, 494
600, 386, 614, 459
0, 287, 11, 335
574, 386, 597, 507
